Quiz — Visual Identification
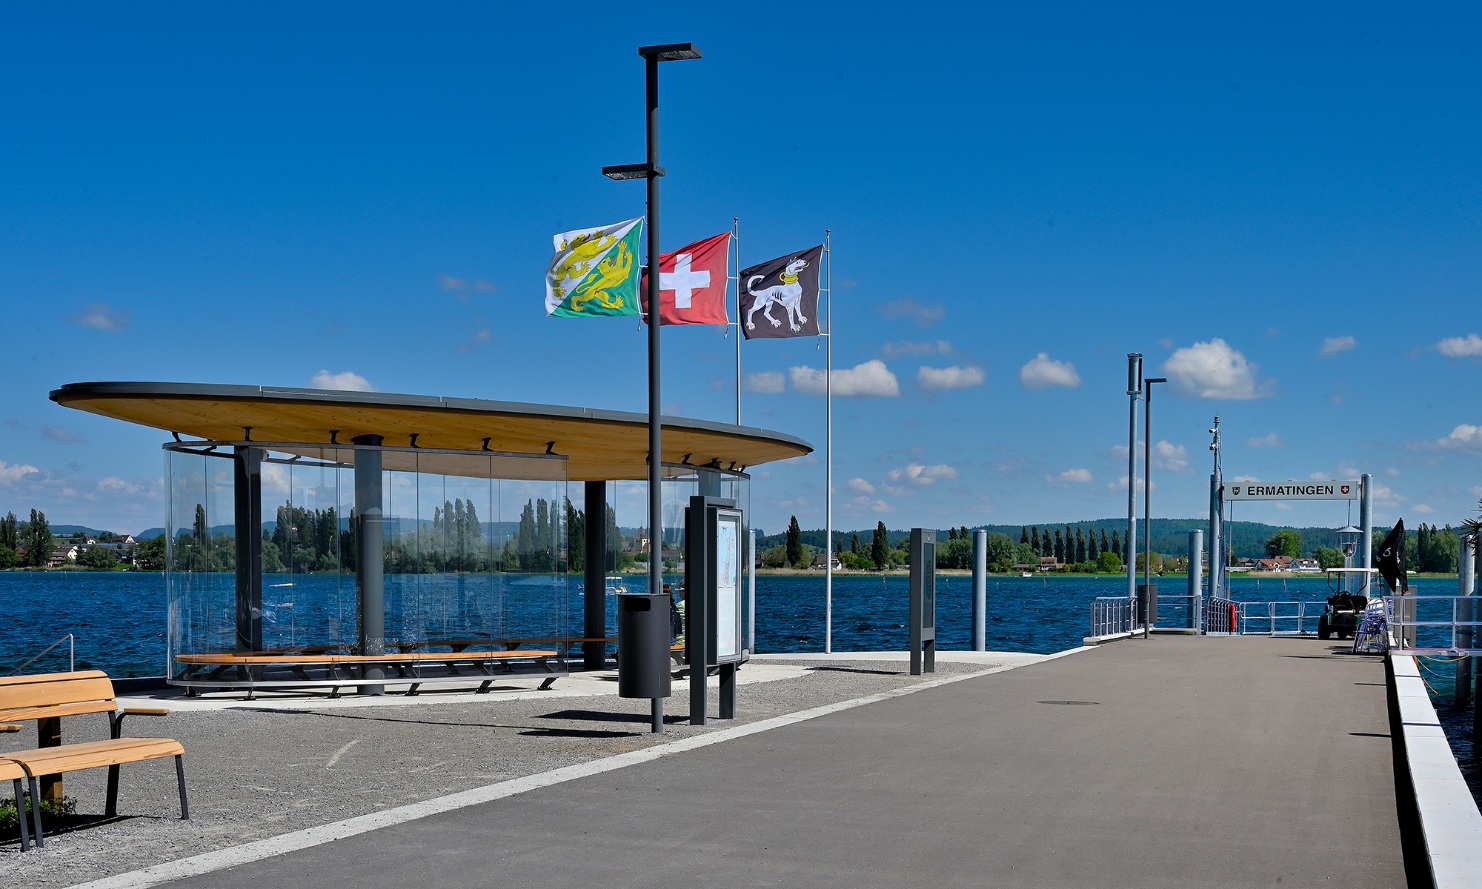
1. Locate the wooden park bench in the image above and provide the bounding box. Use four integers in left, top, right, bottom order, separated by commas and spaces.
175, 647, 562, 697
0, 670, 187, 851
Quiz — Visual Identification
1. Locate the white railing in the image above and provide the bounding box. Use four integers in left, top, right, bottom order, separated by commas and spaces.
1204, 596, 1237, 634
1237, 600, 1325, 636
6, 633, 75, 675
1089, 597, 1134, 638
1381, 595, 1482, 654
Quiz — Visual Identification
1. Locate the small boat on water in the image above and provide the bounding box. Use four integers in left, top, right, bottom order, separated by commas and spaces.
605, 576, 628, 595
1020, 571, 1033, 578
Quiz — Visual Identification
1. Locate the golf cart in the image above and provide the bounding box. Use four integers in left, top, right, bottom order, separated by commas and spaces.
1317, 567, 1375, 640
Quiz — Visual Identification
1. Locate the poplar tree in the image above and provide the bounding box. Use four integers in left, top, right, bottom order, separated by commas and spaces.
1088, 527, 1100, 561
0, 512, 18, 552
871, 521, 889, 569
1075, 528, 1086, 564
1053, 529, 1064, 562
786, 516, 803, 568
1112, 529, 1122, 561
1020, 526, 1028, 546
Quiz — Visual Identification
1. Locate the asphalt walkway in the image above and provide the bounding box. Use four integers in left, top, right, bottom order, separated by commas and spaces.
142, 636, 1412, 888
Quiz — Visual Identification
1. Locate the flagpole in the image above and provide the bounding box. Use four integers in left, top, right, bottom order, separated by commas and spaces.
824, 229, 833, 654
732, 216, 741, 426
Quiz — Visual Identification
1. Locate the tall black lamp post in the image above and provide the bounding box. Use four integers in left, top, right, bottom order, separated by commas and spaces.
603, 42, 702, 734
1141, 376, 1167, 637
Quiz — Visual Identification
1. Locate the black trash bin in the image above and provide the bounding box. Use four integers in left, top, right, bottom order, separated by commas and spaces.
1137, 584, 1158, 625
617, 593, 672, 699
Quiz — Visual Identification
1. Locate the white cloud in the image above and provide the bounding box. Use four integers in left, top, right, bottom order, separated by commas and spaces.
1436, 424, 1482, 451
918, 365, 985, 390
847, 477, 876, 494
1047, 468, 1092, 484
0, 459, 39, 484
1018, 353, 1081, 390
743, 371, 787, 394
1469, 485, 1482, 498
42, 426, 88, 444
1163, 338, 1266, 400
878, 298, 945, 328
1151, 440, 1190, 472
1246, 432, 1285, 448
882, 340, 952, 358
846, 495, 891, 514
790, 360, 900, 397
97, 476, 143, 495
1413, 503, 1435, 514
457, 326, 491, 353
68, 302, 131, 332
1319, 336, 1357, 356
886, 463, 958, 486
310, 370, 376, 392
1437, 333, 1482, 358
1107, 475, 1156, 492
1386, 467, 1401, 477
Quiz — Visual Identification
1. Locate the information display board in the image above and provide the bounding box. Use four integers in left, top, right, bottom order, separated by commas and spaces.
714, 507, 743, 662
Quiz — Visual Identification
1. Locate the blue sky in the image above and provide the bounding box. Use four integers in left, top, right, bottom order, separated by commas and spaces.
2, 3, 1480, 539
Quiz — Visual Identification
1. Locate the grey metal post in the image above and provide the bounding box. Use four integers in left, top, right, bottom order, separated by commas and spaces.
1142, 376, 1165, 638
1188, 529, 1203, 631
686, 497, 710, 725
697, 466, 721, 498
583, 480, 608, 671
1360, 474, 1373, 593
908, 529, 936, 675
1457, 533, 1476, 705
232, 447, 263, 654
352, 435, 385, 694
1209, 473, 1222, 602
644, 48, 664, 735
972, 529, 987, 651
1126, 354, 1141, 609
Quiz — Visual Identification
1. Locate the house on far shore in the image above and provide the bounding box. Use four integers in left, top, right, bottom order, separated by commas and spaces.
48, 545, 79, 567
1291, 558, 1321, 573
1038, 557, 1063, 572
811, 553, 842, 571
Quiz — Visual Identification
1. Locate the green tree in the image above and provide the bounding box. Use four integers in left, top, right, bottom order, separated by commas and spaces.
1264, 529, 1303, 559
1111, 529, 1122, 561
134, 534, 167, 571
1313, 545, 1344, 570
0, 511, 17, 553
1098, 551, 1122, 573
1074, 528, 1086, 564
1031, 526, 1041, 555
79, 545, 118, 570
24, 509, 53, 568
1019, 526, 1028, 546
0, 544, 16, 569
1088, 528, 1100, 562
871, 521, 889, 569
565, 498, 585, 573
786, 516, 803, 568
850, 532, 861, 556
1053, 529, 1064, 563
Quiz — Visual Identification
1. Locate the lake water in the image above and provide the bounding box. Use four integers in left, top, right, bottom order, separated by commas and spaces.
1, 570, 1463, 677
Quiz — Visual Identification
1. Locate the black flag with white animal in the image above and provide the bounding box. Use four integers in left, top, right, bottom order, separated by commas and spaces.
1373, 518, 1408, 594
739, 245, 823, 338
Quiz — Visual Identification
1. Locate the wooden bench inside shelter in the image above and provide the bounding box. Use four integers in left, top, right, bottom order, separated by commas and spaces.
0, 670, 187, 852
174, 646, 563, 698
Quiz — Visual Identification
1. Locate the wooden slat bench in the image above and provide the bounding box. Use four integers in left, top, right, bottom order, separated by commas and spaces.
174, 648, 562, 697
0, 671, 187, 851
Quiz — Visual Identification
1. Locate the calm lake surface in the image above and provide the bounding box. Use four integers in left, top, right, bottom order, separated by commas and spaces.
0, 570, 1462, 677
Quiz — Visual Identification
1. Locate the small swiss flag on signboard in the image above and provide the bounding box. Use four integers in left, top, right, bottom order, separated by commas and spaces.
640, 232, 731, 325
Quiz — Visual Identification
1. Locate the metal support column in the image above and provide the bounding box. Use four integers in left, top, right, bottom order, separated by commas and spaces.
971, 529, 986, 651
908, 528, 937, 676
233, 446, 263, 654
1458, 533, 1476, 706
1126, 354, 1141, 611
353, 435, 385, 695
1209, 473, 1223, 602
1188, 529, 1203, 631
583, 480, 608, 671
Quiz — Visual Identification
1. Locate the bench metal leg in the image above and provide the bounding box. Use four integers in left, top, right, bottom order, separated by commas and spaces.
13, 777, 30, 852
406, 683, 422, 696
106, 764, 121, 817
476, 680, 494, 693
27, 776, 44, 849
175, 755, 190, 820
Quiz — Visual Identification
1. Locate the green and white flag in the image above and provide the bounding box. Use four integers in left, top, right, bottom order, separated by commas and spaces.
545, 217, 644, 317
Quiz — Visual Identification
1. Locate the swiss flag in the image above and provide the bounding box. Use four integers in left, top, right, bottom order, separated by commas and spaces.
640, 232, 731, 325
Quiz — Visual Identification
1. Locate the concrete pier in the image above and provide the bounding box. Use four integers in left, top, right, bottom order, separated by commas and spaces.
108, 636, 1416, 888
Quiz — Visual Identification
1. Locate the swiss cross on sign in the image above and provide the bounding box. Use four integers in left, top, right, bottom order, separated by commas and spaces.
640, 232, 731, 325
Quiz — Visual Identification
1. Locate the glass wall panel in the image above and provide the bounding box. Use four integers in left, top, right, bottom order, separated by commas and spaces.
164, 448, 236, 678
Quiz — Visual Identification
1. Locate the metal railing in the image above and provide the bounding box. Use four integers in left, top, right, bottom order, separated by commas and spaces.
1203, 596, 1237, 634
1237, 600, 1325, 636
1089, 597, 1134, 638
6, 633, 75, 676
1381, 595, 1482, 655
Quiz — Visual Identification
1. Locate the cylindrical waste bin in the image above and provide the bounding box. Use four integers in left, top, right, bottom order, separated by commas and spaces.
1137, 584, 1158, 625
617, 593, 672, 699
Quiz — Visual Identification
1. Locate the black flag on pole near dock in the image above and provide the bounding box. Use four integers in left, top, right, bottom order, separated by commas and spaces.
1373, 518, 1407, 594
738, 245, 823, 338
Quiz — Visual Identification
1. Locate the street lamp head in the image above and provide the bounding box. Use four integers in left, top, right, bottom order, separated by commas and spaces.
602, 163, 665, 180
639, 42, 702, 61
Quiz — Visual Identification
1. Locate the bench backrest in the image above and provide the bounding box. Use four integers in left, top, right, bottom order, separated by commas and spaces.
0, 670, 118, 724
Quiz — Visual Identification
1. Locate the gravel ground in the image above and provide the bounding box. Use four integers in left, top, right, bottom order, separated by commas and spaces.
1, 655, 1038, 887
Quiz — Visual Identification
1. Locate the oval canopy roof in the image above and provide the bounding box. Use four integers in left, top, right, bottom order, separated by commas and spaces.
50, 382, 812, 482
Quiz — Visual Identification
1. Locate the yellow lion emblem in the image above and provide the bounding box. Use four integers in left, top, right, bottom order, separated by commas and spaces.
567, 241, 634, 312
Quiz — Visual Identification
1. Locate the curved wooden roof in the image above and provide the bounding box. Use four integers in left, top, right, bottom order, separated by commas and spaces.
50, 382, 812, 482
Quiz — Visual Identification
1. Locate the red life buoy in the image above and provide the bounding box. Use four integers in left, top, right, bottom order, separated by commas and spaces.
1228, 602, 1238, 632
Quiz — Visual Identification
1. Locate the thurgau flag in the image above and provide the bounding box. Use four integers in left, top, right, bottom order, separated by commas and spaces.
739, 245, 823, 338
545, 217, 644, 318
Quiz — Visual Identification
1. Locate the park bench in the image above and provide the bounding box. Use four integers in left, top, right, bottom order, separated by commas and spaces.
0, 670, 187, 851
174, 647, 563, 697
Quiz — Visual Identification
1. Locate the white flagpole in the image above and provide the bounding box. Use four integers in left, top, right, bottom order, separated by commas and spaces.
824, 229, 833, 654
732, 216, 741, 426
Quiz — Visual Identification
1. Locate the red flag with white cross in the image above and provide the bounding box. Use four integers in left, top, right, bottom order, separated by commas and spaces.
639, 232, 731, 325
